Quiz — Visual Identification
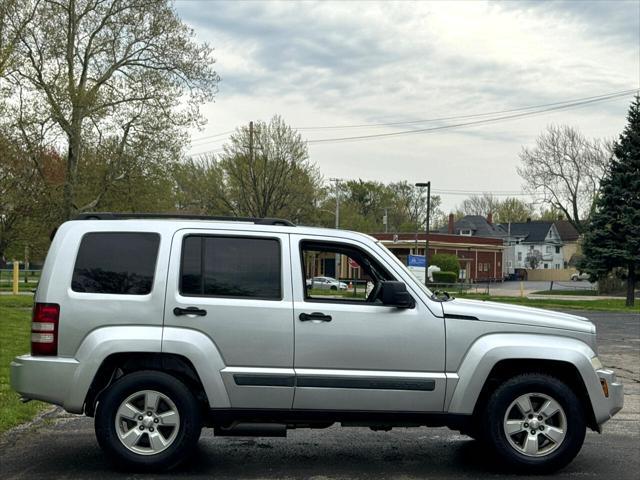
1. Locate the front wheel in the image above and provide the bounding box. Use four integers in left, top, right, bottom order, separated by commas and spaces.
481, 373, 586, 473
95, 370, 202, 471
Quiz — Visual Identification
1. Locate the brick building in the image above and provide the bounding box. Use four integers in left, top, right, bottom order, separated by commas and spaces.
371, 232, 504, 282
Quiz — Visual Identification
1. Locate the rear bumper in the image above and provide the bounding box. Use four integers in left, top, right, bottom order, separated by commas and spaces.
594, 368, 624, 427
10, 355, 82, 413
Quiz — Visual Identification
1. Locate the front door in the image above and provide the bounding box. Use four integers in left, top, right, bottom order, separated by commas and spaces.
164, 228, 294, 409
291, 234, 446, 412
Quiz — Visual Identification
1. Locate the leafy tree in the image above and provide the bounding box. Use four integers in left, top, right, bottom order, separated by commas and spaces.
538, 207, 564, 221
581, 95, 640, 307
0, 133, 60, 262
388, 181, 443, 232
518, 125, 610, 233
172, 155, 228, 215
4, 0, 218, 219
430, 253, 460, 277
0, 0, 36, 76
493, 197, 534, 223
220, 115, 322, 223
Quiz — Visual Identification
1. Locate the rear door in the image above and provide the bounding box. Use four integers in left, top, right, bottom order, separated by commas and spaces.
164, 228, 294, 409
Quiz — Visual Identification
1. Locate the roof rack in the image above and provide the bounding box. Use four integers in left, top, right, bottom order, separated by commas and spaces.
74, 212, 296, 227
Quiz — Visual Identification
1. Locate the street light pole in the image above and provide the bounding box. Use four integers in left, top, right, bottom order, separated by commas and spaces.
415, 182, 431, 286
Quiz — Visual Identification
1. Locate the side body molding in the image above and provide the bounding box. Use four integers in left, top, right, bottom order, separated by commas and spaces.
162, 327, 230, 408
446, 334, 601, 417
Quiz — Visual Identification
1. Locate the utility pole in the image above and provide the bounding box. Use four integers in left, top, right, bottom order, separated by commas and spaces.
329, 177, 341, 278
249, 121, 254, 162
416, 182, 431, 285
383, 207, 388, 233
329, 177, 340, 229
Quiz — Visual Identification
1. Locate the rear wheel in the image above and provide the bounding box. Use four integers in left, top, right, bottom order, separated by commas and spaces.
481, 373, 586, 473
95, 370, 202, 471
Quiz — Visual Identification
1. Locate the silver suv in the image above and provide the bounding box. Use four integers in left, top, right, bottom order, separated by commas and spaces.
10, 213, 623, 472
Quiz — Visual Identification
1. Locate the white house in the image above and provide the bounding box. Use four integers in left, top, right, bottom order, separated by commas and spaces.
506, 221, 564, 271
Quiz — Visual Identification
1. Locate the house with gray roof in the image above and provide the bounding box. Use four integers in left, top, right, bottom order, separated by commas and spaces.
504, 220, 564, 272
440, 214, 565, 277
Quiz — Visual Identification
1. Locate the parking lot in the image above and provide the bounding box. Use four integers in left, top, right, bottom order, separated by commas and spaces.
1, 310, 638, 480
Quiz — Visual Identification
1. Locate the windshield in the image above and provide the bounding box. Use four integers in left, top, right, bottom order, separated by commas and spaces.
375, 241, 434, 297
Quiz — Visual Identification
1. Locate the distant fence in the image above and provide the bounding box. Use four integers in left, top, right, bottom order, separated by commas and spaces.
0, 269, 42, 292
525, 268, 578, 281
427, 281, 499, 295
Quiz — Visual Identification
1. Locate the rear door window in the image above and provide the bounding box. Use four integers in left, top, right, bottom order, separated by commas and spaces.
72, 232, 160, 295
180, 235, 281, 300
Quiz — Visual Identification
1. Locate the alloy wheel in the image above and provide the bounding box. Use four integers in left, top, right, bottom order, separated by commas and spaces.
503, 392, 567, 457
115, 389, 180, 455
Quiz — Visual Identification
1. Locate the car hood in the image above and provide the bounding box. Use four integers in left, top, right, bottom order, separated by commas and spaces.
441, 298, 595, 334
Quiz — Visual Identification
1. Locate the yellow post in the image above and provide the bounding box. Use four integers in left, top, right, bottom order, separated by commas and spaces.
12, 260, 19, 295
520, 280, 524, 298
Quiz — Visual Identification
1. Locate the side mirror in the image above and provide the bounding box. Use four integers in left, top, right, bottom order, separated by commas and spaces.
379, 281, 415, 309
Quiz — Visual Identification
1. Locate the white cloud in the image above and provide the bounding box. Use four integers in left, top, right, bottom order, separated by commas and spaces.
176, 0, 639, 212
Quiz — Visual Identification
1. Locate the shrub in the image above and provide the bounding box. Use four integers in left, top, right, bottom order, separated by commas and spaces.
430, 253, 460, 277
432, 271, 458, 284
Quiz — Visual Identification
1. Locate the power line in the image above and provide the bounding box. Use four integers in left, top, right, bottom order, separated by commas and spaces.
433, 190, 542, 197
295, 89, 639, 130
189, 129, 236, 143
306, 89, 637, 145
185, 88, 638, 151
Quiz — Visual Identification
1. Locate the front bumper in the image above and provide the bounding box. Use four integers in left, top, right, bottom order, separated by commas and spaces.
594, 368, 624, 427
10, 355, 81, 412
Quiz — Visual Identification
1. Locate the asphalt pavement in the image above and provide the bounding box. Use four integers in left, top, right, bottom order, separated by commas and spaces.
1, 310, 638, 480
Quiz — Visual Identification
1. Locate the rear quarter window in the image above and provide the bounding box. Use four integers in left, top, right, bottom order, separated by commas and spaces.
71, 232, 160, 295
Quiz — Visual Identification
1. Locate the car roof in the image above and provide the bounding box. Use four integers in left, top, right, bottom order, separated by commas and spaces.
64, 217, 378, 244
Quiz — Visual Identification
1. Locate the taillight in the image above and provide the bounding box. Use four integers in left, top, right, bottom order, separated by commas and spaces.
31, 303, 60, 356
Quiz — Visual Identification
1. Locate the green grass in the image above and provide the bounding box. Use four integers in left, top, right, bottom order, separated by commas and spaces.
532, 289, 599, 296
0, 295, 48, 434
455, 292, 639, 312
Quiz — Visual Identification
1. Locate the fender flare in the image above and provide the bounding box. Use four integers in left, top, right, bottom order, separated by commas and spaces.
68, 326, 230, 413
446, 333, 601, 416
68, 326, 163, 412
162, 327, 230, 408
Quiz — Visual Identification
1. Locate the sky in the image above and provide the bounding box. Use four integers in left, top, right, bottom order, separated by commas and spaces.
174, 0, 640, 213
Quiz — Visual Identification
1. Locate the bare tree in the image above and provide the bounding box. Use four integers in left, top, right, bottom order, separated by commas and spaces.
518, 125, 610, 233
525, 250, 542, 269
458, 193, 500, 217
4, 0, 218, 219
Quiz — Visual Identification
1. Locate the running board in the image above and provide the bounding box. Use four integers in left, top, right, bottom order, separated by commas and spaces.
214, 423, 287, 437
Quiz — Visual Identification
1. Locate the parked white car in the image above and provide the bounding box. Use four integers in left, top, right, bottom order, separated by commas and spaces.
571, 272, 590, 281
306, 276, 348, 290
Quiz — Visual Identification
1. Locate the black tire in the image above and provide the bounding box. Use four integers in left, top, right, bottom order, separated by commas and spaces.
481, 373, 586, 473
330, 285, 337, 291
95, 370, 202, 472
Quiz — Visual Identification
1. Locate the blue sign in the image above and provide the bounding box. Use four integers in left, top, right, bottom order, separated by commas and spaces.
408, 255, 427, 268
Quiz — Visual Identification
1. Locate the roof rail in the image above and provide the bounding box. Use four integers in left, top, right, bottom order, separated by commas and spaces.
74, 212, 296, 227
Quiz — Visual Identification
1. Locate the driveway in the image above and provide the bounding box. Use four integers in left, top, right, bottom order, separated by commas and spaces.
1, 311, 638, 480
